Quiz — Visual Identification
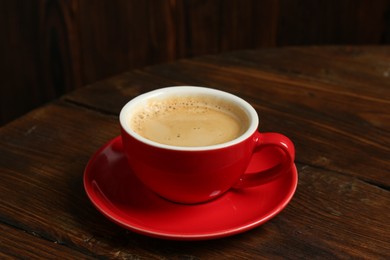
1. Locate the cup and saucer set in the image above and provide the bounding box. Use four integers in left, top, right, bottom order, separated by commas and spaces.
84, 87, 298, 240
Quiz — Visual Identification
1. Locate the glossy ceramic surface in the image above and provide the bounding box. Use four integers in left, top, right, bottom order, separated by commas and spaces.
84, 136, 298, 240
119, 86, 295, 204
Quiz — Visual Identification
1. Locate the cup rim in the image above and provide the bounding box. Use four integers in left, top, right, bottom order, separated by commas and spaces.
119, 86, 259, 151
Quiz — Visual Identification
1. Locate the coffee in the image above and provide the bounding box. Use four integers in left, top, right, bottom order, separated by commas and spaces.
129, 96, 249, 147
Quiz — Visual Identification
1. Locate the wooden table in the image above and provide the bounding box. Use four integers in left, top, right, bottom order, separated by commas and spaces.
1, 46, 389, 259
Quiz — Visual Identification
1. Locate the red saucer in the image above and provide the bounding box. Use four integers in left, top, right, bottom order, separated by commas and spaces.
84, 136, 298, 240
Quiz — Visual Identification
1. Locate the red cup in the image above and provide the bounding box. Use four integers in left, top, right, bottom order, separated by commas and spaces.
120, 86, 295, 204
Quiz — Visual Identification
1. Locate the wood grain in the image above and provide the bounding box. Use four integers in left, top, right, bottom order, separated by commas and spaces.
65, 47, 390, 188
2, 0, 390, 125
0, 223, 94, 259
0, 102, 389, 258
277, 0, 390, 45
0, 1, 43, 125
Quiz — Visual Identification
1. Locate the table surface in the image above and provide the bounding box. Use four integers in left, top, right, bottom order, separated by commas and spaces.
1, 46, 389, 259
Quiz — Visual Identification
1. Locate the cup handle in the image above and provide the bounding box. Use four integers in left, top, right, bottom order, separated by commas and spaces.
233, 132, 295, 188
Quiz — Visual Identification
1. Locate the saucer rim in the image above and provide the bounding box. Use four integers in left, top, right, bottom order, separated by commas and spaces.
84, 136, 298, 240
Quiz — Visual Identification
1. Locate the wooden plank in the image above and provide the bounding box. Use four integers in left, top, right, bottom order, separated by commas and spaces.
0, 1, 44, 125
0, 102, 156, 258
63, 69, 183, 113
219, 0, 279, 50
1, 101, 389, 258
0, 223, 93, 259
38, 0, 83, 96
261, 165, 390, 259
3, 1, 390, 125
276, 0, 390, 45
77, 0, 180, 83
64, 47, 390, 187
206, 46, 390, 98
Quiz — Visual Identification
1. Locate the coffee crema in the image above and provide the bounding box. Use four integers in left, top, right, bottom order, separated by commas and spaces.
129, 96, 249, 147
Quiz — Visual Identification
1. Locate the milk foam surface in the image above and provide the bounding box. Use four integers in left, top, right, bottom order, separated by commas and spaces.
130, 96, 248, 147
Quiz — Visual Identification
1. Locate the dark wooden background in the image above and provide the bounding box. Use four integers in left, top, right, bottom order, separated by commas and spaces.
1, 0, 390, 125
